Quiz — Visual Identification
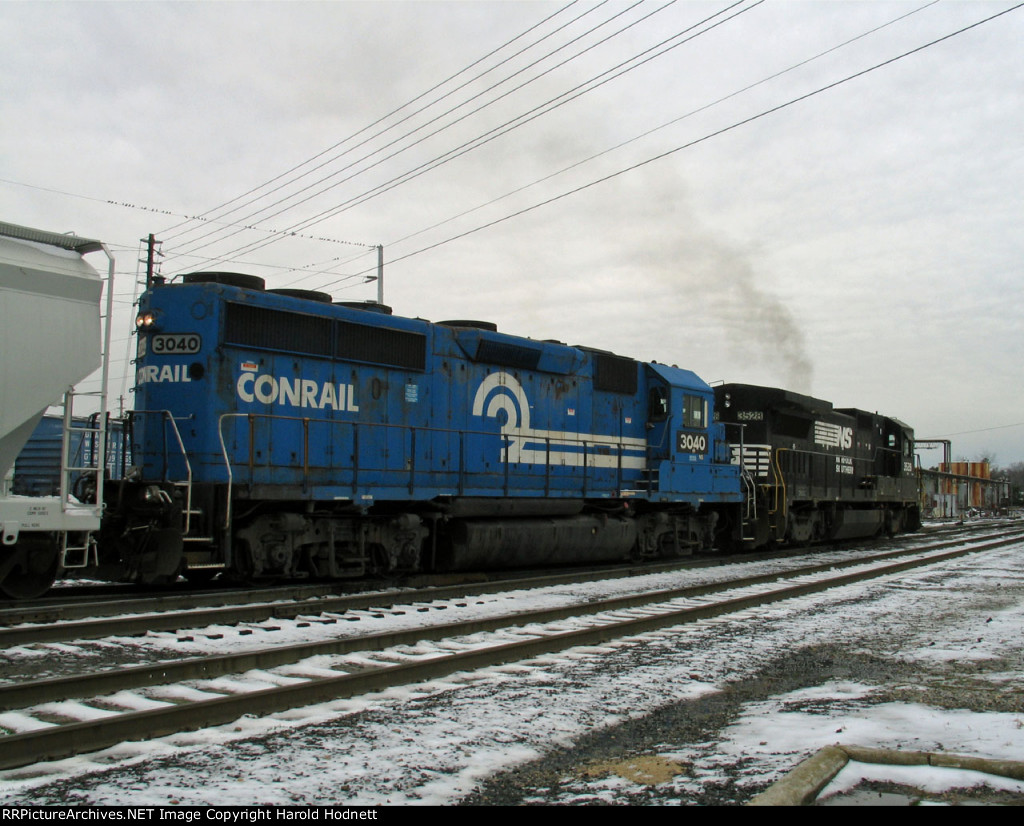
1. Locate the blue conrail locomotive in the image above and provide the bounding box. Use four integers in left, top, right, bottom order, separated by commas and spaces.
106, 272, 745, 585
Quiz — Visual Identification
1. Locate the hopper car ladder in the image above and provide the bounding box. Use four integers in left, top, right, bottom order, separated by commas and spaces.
55, 238, 116, 571
57, 389, 108, 569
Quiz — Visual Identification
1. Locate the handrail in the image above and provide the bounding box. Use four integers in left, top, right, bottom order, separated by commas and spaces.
58, 242, 114, 568
70, 242, 117, 518
216, 411, 651, 531
131, 410, 196, 536
772, 448, 788, 522
768, 445, 912, 523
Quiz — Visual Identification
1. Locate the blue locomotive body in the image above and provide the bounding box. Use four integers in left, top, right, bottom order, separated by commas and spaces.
12, 415, 128, 497
112, 274, 744, 583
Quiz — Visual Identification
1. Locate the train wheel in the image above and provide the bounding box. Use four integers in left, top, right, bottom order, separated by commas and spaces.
224, 539, 258, 586
0, 535, 60, 599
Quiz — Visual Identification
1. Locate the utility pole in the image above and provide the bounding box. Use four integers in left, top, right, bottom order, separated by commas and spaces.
145, 234, 156, 290
141, 234, 165, 288
377, 244, 384, 305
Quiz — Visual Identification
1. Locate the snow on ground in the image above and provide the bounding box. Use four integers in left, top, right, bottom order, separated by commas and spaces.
2, 543, 941, 684
659, 687, 1024, 794
0, 536, 1022, 805
822, 760, 1024, 799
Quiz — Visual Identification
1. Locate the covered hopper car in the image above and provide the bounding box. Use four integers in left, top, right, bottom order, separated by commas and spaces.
0, 221, 115, 598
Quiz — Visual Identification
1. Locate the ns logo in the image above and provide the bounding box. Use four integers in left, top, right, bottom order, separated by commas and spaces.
814, 421, 854, 451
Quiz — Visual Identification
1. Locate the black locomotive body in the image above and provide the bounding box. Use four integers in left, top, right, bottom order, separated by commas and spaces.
714, 383, 920, 547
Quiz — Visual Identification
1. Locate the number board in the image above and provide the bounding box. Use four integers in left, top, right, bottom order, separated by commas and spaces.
676, 431, 708, 455
151, 333, 202, 355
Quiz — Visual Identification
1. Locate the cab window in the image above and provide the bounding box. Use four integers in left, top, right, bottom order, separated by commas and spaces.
648, 387, 668, 422
683, 394, 707, 429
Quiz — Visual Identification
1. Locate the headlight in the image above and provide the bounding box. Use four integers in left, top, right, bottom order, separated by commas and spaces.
135, 311, 159, 331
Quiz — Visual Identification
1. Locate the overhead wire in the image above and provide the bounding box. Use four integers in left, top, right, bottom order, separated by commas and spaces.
170, 0, 755, 273
0, 177, 381, 256
194, 0, 737, 267
311, 1, 1023, 290
933, 423, 1024, 438
241, 0, 759, 261
11, 0, 915, 294
172, 1, 756, 284
378, 0, 941, 253
9, 4, 1016, 301
160, 0, 606, 250
261, 1, 764, 288
159, 0, 593, 239
166, 0, 670, 265
216, 0, 942, 289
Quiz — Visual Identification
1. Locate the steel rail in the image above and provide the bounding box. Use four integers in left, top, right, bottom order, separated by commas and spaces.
0, 523, 1017, 645
1, 518, 1010, 626
1, 531, 1021, 771
2, 528, 1023, 710
0, 526, 1020, 648
0, 559, 696, 645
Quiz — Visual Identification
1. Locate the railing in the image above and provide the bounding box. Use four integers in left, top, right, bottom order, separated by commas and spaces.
771, 449, 788, 525
215, 412, 646, 531
58, 388, 105, 568
62, 235, 117, 568
722, 433, 914, 542
130, 409, 203, 540
771, 445, 910, 514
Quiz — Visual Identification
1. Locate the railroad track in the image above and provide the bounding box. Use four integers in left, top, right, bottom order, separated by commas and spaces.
0, 519, 1008, 635
0, 558, 711, 631
1, 517, 1008, 622
1, 526, 1022, 772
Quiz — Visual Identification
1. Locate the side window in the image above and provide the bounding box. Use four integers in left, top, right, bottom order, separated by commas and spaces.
683, 394, 707, 429
648, 387, 668, 422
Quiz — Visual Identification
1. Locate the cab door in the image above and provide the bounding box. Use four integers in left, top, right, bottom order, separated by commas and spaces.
645, 379, 672, 463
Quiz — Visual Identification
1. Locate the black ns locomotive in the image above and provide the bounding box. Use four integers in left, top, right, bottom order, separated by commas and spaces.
714, 383, 920, 547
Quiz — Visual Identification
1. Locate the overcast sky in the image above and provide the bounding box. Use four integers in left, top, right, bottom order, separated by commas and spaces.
3, 1, 1022, 467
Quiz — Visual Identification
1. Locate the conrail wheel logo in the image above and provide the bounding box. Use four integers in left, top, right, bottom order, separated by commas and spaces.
472, 371, 646, 469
